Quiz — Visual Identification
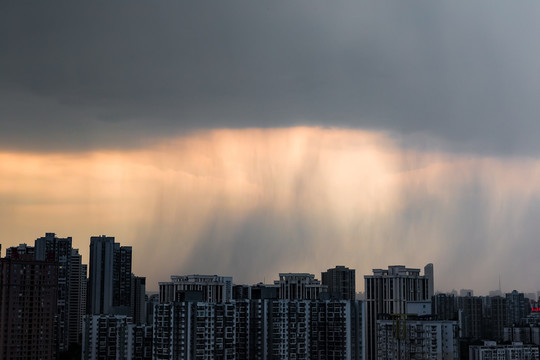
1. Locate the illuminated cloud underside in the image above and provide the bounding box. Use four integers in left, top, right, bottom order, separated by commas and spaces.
1, 127, 540, 293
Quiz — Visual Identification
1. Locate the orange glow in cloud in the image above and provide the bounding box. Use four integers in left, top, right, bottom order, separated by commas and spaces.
2, 127, 540, 293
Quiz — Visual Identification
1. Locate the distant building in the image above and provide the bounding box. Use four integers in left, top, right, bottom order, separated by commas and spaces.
460, 289, 474, 297
322, 265, 356, 300
469, 341, 539, 360
364, 265, 432, 360
250, 283, 279, 299
424, 263, 434, 299
376, 314, 458, 360
485, 296, 507, 341
506, 290, 530, 326
458, 296, 483, 339
432, 293, 458, 321
5, 243, 34, 259
274, 273, 327, 300
159, 274, 233, 304
504, 326, 534, 344
131, 275, 147, 324
0, 257, 58, 359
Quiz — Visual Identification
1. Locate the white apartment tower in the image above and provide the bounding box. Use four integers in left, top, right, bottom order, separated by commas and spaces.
365, 265, 433, 360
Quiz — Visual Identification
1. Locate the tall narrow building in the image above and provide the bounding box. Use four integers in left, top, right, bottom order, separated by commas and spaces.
68, 249, 85, 346
88, 235, 133, 315
322, 265, 356, 300
0, 257, 58, 359
364, 264, 432, 360
88, 235, 115, 314
113, 244, 132, 312
35, 232, 81, 353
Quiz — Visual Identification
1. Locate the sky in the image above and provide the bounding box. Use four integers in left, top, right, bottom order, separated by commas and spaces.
2, 1, 540, 294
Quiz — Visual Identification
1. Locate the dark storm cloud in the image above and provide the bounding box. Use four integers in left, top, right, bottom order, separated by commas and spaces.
2, 1, 540, 154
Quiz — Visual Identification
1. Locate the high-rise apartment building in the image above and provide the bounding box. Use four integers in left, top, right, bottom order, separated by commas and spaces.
153, 299, 364, 360
364, 265, 432, 360
88, 235, 133, 315
377, 314, 458, 360
132, 275, 147, 324
469, 341, 539, 360
424, 263, 434, 299
506, 290, 530, 326
5, 243, 34, 258
159, 274, 233, 304
0, 257, 58, 359
485, 296, 507, 341
82, 314, 153, 360
274, 273, 327, 300
458, 296, 483, 339
88, 235, 115, 314
68, 249, 86, 346
432, 293, 458, 321
114, 244, 132, 311
35, 232, 83, 353
322, 265, 356, 300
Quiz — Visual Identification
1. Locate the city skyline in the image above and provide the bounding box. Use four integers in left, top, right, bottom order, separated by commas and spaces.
3, 1, 540, 295
2, 234, 538, 297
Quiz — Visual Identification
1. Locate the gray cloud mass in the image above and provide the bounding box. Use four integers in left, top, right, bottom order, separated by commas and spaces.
2, 1, 540, 154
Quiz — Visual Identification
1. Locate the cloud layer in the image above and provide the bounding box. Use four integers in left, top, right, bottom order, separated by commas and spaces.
2, 1, 540, 154
2, 128, 540, 293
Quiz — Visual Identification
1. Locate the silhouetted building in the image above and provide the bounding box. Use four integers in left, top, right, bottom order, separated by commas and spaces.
250, 283, 279, 299
5, 243, 34, 259
485, 296, 507, 341
433, 293, 458, 320
88, 235, 133, 315
35, 232, 82, 353
88, 235, 115, 314
322, 265, 356, 300
68, 248, 86, 346
365, 265, 432, 360
113, 244, 132, 313
131, 275, 146, 324
0, 257, 58, 359
506, 290, 530, 326
458, 296, 483, 339
233, 284, 251, 300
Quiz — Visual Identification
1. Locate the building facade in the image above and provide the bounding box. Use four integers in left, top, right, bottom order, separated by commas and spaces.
322, 265, 356, 300
376, 315, 458, 360
469, 341, 539, 360
365, 265, 432, 360
159, 274, 233, 304
153, 299, 364, 360
274, 273, 327, 300
0, 258, 58, 359
88, 235, 133, 315
82, 314, 152, 360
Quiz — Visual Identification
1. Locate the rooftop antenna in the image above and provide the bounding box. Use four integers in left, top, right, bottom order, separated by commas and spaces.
499, 273, 502, 294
